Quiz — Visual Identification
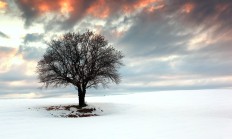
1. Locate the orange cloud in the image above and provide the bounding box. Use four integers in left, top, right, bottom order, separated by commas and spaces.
182, 2, 195, 14
86, 0, 110, 19
18, 0, 163, 19
134, 0, 160, 8
87, 0, 163, 18
0, 0, 7, 13
59, 0, 74, 14
147, 4, 165, 12
123, 0, 162, 13
18, 0, 74, 15
38, 4, 49, 12
0, 0, 6, 8
16, 0, 165, 29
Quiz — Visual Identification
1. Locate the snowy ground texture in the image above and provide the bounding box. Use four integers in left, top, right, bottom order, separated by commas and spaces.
1, 89, 232, 139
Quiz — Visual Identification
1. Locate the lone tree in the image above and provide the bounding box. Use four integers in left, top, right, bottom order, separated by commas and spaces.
37, 31, 123, 107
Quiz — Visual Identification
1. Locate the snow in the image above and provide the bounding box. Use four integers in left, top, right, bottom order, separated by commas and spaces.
1, 89, 232, 139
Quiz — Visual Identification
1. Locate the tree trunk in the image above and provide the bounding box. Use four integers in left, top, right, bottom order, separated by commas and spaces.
78, 87, 87, 107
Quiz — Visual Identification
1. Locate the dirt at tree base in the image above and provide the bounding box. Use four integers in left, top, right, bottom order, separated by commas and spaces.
43, 105, 102, 118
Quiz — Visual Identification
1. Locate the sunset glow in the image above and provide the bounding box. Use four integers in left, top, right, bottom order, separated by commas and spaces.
87, 0, 110, 19
39, 4, 49, 12
0, 48, 22, 73
0, 0, 232, 98
60, 0, 73, 14
0, 0, 6, 9
123, 0, 161, 13
147, 4, 165, 12
0, 0, 7, 13
134, 0, 161, 8
10, 55, 24, 65
182, 3, 195, 14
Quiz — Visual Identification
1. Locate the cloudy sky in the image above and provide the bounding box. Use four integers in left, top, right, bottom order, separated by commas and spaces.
0, 0, 232, 98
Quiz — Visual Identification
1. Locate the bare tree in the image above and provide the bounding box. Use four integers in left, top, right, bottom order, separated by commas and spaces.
37, 31, 124, 107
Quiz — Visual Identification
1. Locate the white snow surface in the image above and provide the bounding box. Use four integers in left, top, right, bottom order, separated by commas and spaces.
1, 89, 232, 139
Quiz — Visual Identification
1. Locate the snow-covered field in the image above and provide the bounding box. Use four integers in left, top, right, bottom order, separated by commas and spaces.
1, 89, 232, 139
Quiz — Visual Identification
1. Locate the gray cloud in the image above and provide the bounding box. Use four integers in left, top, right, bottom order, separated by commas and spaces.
0, 46, 76, 98
0, 31, 9, 38
0, 46, 14, 53
0, 68, 34, 82
118, 11, 192, 58
165, 0, 232, 36
24, 33, 44, 44
177, 49, 232, 76
18, 45, 45, 60
115, 2, 232, 92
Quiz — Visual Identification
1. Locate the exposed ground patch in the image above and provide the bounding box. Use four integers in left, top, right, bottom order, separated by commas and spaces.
34, 105, 103, 118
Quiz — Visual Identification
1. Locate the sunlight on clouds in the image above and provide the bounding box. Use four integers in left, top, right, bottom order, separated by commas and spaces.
2, 92, 43, 99
8, 80, 26, 87
159, 75, 198, 80
147, 79, 195, 87
8, 79, 39, 88
0, 47, 38, 76
123, 0, 162, 13
188, 33, 208, 50
187, 24, 224, 51
0, 49, 24, 73
0, 14, 44, 47
181, 2, 195, 14
0, 0, 6, 8
25, 61, 37, 76
147, 4, 164, 12
188, 32, 213, 50
0, 16, 25, 47
37, 0, 74, 15
60, 0, 74, 15
10, 54, 24, 65
112, 17, 133, 37
0, 0, 7, 13
87, 0, 110, 19
0, 62, 10, 73
2, 56, 38, 77
0, 0, 231, 98
157, 55, 179, 62
188, 25, 232, 50
39, 4, 49, 12
127, 55, 179, 68
126, 76, 232, 88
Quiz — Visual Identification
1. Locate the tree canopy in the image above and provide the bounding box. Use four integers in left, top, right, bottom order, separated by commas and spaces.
37, 31, 124, 107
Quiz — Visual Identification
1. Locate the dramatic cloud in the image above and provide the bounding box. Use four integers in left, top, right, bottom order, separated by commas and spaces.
14, 0, 163, 29
9, 0, 231, 39
119, 11, 190, 58
165, 0, 232, 38
115, 0, 232, 92
0, 0, 232, 98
